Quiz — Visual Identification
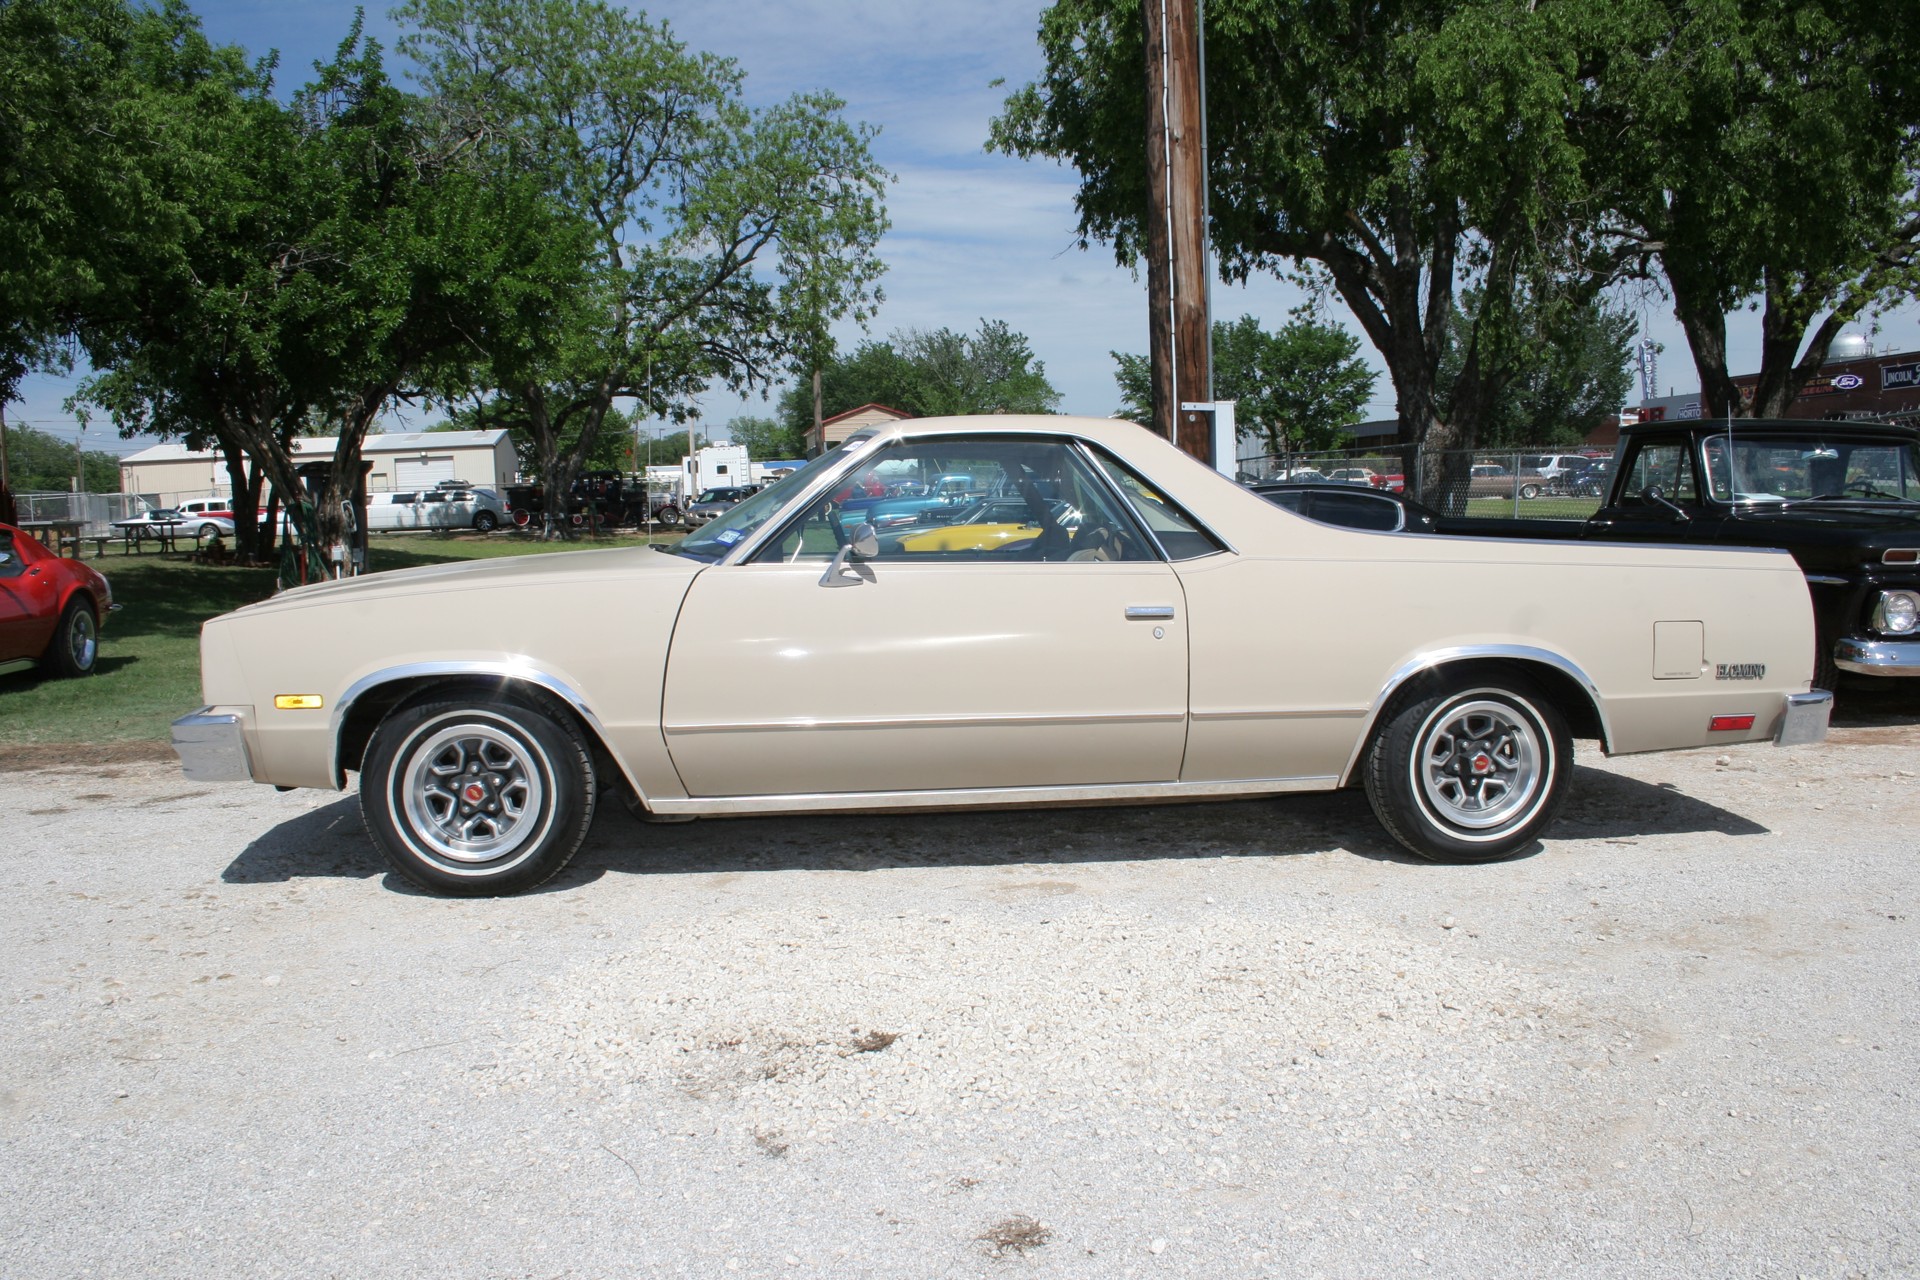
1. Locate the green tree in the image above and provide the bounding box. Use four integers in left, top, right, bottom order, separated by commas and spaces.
777, 318, 1061, 439
719, 414, 807, 460
81, 16, 577, 572
1112, 314, 1374, 453
398, 0, 889, 533
1, 424, 120, 494
0, 0, 162, 409
991, 0, 1632, 490
1440, 292, 1634, 448
1597, 0, 1920, 417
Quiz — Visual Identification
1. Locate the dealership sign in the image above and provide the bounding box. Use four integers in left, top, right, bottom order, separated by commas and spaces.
1883, 361, 1920, 391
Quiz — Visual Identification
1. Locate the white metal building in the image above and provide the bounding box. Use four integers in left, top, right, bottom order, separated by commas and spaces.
118, 430, 516, 504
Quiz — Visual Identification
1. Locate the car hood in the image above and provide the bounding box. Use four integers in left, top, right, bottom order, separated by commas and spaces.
231, 544, 701, 618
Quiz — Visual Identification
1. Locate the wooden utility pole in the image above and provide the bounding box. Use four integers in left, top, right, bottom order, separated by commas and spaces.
1143, 0, 1213, 462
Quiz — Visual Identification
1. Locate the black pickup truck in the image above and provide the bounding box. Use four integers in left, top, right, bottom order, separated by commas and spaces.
1435, 419, 1920, 689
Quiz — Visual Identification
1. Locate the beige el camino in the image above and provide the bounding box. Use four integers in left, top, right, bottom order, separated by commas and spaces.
173, 416, 1832, 896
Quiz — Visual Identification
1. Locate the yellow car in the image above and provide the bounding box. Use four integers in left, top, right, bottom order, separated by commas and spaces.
891, 498, 1059, 553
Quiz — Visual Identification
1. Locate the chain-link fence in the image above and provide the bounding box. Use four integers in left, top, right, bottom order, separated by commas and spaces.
1238, 444, 1615, 522
14, 491, 153, 535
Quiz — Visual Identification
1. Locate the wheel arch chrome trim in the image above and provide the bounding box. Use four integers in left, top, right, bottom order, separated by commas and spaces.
1337, 645, 1612, 787
328, 659, 644, 797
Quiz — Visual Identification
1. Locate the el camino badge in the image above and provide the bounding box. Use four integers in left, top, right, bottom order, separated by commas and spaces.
1715, 663, 1767, 681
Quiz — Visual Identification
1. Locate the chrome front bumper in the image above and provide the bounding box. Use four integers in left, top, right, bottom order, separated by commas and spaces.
171, 707, 256, 782
1835, 635, 1920, 677
1775, 690, 1833, 747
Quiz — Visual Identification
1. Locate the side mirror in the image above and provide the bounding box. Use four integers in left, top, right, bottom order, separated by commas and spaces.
819, 523, 880, 589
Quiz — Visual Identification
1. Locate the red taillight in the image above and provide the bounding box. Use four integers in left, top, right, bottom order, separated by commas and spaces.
1708, 714, 1757, 732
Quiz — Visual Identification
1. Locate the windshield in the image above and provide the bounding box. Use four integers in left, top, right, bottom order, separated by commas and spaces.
1702, 433, 1920, 504
672, 441, 868, 561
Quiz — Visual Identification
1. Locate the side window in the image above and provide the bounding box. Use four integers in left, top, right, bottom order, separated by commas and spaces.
753, 436, 1155, 564
1313, 490, 1403, 532
390, 492, 417, 504
1620, 444, 1697, 506
1088, 453, 1224, 560
0, 536, 22, 580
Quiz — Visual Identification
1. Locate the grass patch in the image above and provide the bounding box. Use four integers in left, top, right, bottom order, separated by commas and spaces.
0, 529, 675, 747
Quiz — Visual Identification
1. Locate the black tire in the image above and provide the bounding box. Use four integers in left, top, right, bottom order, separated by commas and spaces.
1362, 677, 1570, 864
45, 598, 99, 678
359, 695, 597, 896
473, 510, 500, 533
199, 522, 221, 538
657, 505, 683, 527
1518, 483, 1542, 500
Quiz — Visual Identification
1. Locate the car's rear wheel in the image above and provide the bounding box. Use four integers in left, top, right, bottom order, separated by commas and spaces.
657, 504, 682, 527
46, 599, 98, 677
1363, 677, 1570, 864
360, 696, 596, 896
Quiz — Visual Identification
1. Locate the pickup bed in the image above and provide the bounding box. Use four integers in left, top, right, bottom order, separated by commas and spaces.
1433, 419, 1920, 688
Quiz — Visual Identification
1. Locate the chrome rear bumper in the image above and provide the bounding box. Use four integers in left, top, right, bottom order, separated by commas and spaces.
1775, 690, 1833, 747
171, 707, 256, 782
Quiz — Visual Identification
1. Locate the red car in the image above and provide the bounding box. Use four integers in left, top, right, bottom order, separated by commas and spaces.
0, 523, 116, 678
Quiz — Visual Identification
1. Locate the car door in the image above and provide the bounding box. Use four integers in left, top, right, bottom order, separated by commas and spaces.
661, 436, 1190, 798
1588, 440, 1714, 542
0, 535, 59, 662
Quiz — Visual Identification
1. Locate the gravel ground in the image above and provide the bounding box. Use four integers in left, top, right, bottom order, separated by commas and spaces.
3, 704, 1919, 1279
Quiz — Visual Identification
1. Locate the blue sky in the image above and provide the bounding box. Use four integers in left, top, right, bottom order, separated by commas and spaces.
15, 0, 1919, 455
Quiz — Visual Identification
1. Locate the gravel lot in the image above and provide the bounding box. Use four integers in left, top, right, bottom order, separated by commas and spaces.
4, 702, 1919, 1279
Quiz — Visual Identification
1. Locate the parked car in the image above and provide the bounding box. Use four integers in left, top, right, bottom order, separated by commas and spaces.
0, 523, 115, 678
1518, 454, 1591, 484
173, 414, 1830, 897
112, 508, 236, 540
174, 498, 237, 536
683, 486, 760, 529
1545, 457, 1612, 497
366, 488, 508, 533
1250, 483, 1439, 533
1324, 467, 1381, 488
1466, 464, 1543, 500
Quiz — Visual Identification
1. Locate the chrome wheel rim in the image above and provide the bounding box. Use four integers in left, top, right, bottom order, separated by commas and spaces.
70, 610, 96, 669
1413, 696, 1546, 834
398, 721, 548, 866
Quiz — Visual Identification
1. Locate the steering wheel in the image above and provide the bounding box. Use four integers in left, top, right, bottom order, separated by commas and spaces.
1065, 517, 1134, 562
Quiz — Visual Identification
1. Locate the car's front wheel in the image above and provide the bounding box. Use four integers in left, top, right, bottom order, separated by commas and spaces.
473, 510, 499, 533
1362, 677, 1570, 864
45, 599, 98, 677
1518, 482, 1542, 500
360, 696, 597, 896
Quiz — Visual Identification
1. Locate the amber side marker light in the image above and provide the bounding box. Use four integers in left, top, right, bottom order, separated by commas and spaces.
1708, 714, 1756, 732
1884, 548, 1919, 565
274, 695, 325, 710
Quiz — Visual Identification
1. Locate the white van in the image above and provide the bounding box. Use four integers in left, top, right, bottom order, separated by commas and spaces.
366, 488, 507, 533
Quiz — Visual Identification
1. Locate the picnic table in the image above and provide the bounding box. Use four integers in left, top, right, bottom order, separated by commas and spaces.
15, 519, 102, 558
119, 520, 186, 553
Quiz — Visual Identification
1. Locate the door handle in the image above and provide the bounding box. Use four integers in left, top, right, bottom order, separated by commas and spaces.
1125, 605, 1175, 620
